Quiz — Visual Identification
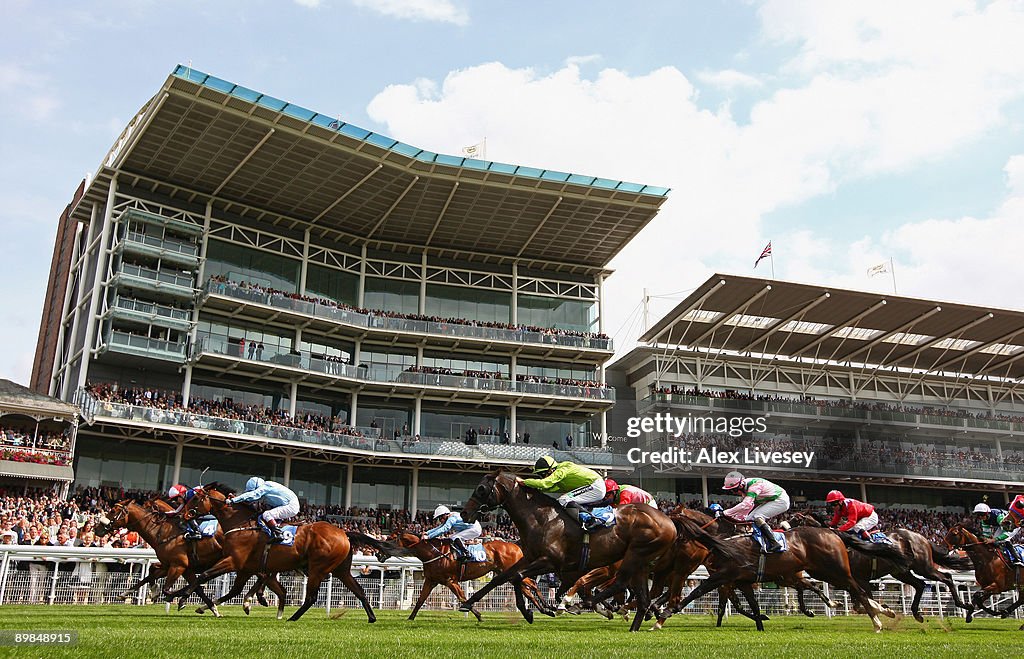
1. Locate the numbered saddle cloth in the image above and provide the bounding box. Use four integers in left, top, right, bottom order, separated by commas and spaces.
258, 520, 299, 546
579, 506, 617, 529
198, 519, 219, 537
751, 525, 788, 553
869, 531, 894, 545
465, 543, 488, 562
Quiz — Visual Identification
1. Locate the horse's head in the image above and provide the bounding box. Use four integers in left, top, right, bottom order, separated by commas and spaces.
395, 531, 420, 549
944, 524, 976, 549
182, 486, 225, 521
95, 499, 134, 535
462, 470, 515, 523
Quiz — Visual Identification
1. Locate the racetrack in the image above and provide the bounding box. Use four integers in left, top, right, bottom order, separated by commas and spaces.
0, 606, 1021, 658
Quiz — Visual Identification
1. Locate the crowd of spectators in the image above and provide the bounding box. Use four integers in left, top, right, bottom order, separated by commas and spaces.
209, 275, 609, 343
651, 385, 1024, 425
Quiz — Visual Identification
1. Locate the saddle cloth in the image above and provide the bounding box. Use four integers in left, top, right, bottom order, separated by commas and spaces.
869, 530, 894, 545
579, 505, 617, 529
751, 525, 788, 553
465, 543, 488, 562
198, 519, 219, 537
1000, 544, 1024, 566
257, 519, 299, 546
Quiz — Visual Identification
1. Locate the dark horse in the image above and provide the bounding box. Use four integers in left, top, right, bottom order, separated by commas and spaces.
95, 499, 288, 617
790, 512, 974, 622
456, 471, 743, 632
171, 483, 404, 622
659, 513, 913, 632
388, 531, 551, 621
945, 524, 1024, 627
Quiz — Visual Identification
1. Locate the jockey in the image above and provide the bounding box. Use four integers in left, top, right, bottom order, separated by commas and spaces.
995, 512, 1024, 567
602, 478, 655, 507
228, 477, 300, 544
707, 503, 724, 518
423, 505, 482, 561
825, 490, 879, 541
722, 471, 790, 552
973, 502, 1008, 540
165, 484, 202, 541
518, 456, 606, 531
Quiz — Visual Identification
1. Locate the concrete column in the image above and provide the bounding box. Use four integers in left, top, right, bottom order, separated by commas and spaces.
600, 411, 608, 448
510, 353, 517, 390
419, 252, 427, 315
283, 455, 292, 487
172, 439, 184, 485
411, 466, 419, 513
182, 364, 193, 408
350, 391, 359, 427
596, 273, 605, 335
510, 404, 517, 443
300, 228, 310, 294
357, 245, 367, 308
289, 382, 298, 417
345, 460, 354, 508
77, 175, 118, 391
996, 437, 1004, 461
860, 482, 868, 502
701, 475, 709, 508
511, 262, 518, 325
416, 345, 423, 367
854, 427, 862, 452
51, 223, 83, 397
1005, 491, 1012, 505
61, 206, 95, 400
413, 396, 422, 436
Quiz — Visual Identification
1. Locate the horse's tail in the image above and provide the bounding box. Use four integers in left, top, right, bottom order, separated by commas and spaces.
930, 541, 973, 571
837, 531, 912, 571
672, 515, 750, 566
345, 531, 413, 558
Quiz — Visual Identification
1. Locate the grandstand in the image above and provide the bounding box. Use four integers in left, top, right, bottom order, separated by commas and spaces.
0, 379, 78, 494
30, 65, 668, 512
608, 273, 1024, 512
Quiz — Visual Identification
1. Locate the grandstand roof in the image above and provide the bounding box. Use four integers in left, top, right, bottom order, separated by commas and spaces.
639, 274, 1024, 381
71, 65, 669, 272
0, 379, 79, 419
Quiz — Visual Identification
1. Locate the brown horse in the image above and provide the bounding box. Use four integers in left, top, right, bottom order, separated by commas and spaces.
457, 471, 742, 632
388, 531, 550, 620
172, 483, 403, 622
659, 512, 911, 632
790, 512, 975, 622
945, 525, 1024, 626
105, 498, 277, 615
95, 499, 287, 617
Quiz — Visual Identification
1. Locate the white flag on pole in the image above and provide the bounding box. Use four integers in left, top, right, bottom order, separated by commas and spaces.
867, 262, 889, 277
461, 140, 486, 159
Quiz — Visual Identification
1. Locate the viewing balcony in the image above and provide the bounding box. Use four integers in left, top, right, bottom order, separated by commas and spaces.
190, 333, 615, 406
103, 330, 187, 363
118, 231, 199, 268
200, 279, 612, 360
80, 396, 629, 469
120, 208, 203, 236
106, 296, 193, 332
111, 263, 196, 299
639, 393, 1024, 435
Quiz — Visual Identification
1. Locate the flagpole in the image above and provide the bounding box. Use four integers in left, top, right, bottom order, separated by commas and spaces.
770, 252, 775, 279
889, 257, 897, 295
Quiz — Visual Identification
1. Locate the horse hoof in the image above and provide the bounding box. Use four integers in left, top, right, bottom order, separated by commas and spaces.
803, 611, 815, 618
196, 607, 205, 615
913, 613, 925, 623
651, 621, 663, 631
523, 610, 534, 624
965, 614, 974, 624
243, 605, 251, 616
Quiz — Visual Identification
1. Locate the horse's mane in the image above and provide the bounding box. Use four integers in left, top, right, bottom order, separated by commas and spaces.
202, 481, 235, 497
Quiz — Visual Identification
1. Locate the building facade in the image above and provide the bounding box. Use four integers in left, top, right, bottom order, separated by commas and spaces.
34, 66, 667, 510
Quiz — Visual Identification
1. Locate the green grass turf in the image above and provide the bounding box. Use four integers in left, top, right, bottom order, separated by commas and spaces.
0, 605, 1021, 658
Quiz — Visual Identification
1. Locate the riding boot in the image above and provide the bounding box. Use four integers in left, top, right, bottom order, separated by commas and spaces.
564, 501, 585, 529
183, 520, 202, 541
266, 519, 284, 544
452, 537, 468, 561
757, 520, 781, 552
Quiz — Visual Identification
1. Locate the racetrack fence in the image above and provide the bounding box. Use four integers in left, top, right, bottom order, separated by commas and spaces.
0, 545, 1017, 620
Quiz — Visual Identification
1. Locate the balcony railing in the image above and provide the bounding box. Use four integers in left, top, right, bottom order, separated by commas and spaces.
85, 398, 629, 467
113, 297, 192, 323
192, 333, 615, 401
108, 331, 186, 357
203, 279, 612, 351
119, 263, 195, 290
641, 393, 1024, 434
124, 231, 200, 258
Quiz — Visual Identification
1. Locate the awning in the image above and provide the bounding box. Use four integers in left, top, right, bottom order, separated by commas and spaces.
0, 460, 74, 481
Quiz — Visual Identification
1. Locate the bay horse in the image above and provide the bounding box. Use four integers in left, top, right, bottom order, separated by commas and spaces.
789, 512, 975, 622
945, 524, 1024, 626
388, 531, 551, 620
457, 471, 743, 632
659, 512, 912, 632
171, 483, 404, 622
95, 498, 287, 617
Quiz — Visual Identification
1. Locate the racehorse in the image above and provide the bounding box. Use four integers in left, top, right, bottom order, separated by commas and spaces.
95, 498, 287, 617
658, 510, 911, 632
456, 471, 742, 632
790, 512, 975, 622
945, 524, 1024, 626
104, 498, 277, 615
387, 531, 551, 621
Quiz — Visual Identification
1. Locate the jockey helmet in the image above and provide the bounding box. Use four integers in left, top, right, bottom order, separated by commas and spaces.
245, 476, 265, 492
168, 484, 188, 499
998, 512, 1014, 528
708, 503, 723, 513
532, 455, 557, 476
604, 479, 619, 493
433, 505, 451, 519
825, 490, 845, 504
973, 502, 991, 515
722, 471, 745, 491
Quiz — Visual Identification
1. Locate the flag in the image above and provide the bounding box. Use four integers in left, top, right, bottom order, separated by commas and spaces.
461, 140, 486, 159
754, 242, 772, 268
867, 262, 889, 277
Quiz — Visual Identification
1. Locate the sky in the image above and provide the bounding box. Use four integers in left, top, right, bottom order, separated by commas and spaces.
3, 0, 1024, 386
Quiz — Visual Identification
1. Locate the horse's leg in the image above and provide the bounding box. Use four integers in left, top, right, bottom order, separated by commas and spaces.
166, 556, 236, 600
521, 578, 555, 617
664, 569, 738, 619
995, 592, 1024, 618
288, 568, 328, 622
196, 572, 254, 615
458, 557, 543, 611
738, 583, 765, 631
445, 580, 484, 622
262, 574, 288, 620
716, 586, 731, 627
972, 587, 1004, 617
917, 563, 973, 618
407, 578, 436, 621
892, 571, 927, 623
627, 570, 652, 633
242, 575, 264, 615
333, 563, 378, 623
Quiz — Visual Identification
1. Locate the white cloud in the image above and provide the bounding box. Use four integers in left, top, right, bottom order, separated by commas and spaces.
293, 0, 322, 7
1006, 155, 1024, 196
351, 0, 468, 26
0, 62, 59, 121
696, 68, 763, 90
